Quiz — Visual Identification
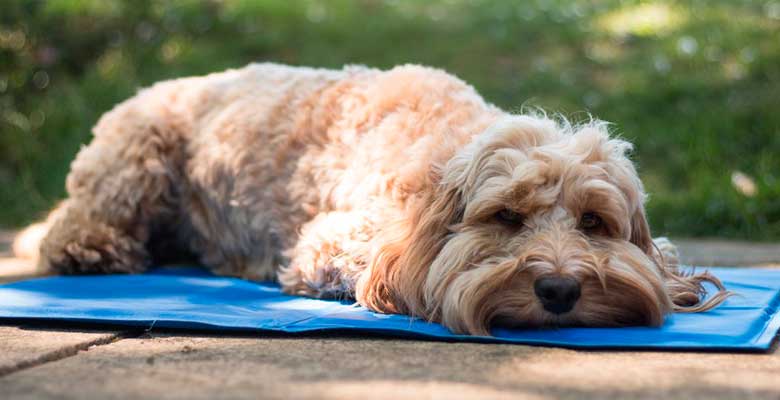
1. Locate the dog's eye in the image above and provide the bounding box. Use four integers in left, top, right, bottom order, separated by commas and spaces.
495, 208, 524, 226
579, 212, 603, 231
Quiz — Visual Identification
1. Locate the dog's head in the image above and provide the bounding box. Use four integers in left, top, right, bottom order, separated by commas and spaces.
358, 115, 728, 335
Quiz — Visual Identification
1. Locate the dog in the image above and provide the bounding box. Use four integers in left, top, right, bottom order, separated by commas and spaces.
14, 63, 729, 335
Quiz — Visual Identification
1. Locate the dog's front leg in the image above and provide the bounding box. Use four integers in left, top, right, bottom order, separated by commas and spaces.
278, 210, 379, 299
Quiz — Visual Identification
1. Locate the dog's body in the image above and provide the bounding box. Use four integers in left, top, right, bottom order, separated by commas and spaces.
17, 63, 727, 334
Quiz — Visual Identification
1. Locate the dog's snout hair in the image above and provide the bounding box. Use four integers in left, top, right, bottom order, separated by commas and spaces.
518, 227, 602, 283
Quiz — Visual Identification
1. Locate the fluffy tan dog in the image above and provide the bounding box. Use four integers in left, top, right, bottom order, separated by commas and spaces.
15, 63, 728, 335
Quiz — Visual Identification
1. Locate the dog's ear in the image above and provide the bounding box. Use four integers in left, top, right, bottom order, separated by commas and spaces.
630, 205, 653, 255
356, 182, 462, 319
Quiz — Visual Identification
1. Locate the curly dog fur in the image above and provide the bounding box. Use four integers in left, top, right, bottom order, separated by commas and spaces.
15, 63, 728, 335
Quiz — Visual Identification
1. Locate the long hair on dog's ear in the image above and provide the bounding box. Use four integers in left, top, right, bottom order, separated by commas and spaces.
610, 134, 731, 313
659, 250, 732, 313
631, 205, 731, 312
630, 208, 653, 255
355, 177, 462, 319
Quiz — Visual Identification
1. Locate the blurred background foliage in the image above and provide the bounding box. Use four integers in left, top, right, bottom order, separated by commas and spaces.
0, 0, 779, 239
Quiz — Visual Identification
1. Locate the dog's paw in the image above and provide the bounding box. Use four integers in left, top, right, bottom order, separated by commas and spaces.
39, 223, 149, 275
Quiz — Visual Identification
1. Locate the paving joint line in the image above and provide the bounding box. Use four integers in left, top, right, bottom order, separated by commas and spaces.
0, 329, 145, 377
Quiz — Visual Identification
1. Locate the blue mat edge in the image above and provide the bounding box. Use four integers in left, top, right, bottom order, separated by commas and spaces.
2, 266, 780, 352
1, 314, 776, 352
755, 290, 780, 349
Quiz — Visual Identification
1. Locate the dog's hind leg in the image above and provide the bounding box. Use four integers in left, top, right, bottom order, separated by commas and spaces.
37, 86, 188, 274
38, 199, 151, 274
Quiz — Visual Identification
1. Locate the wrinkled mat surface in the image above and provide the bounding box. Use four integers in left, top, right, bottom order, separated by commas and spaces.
1, 267, 779, 351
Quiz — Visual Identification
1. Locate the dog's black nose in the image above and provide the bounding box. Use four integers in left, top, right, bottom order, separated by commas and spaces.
534, 276, 581, 314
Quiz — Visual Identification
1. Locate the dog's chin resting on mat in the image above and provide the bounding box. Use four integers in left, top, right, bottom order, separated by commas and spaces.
14, 63, 729, 335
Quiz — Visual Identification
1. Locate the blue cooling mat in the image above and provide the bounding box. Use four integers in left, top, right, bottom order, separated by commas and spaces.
1, 267, 779, 351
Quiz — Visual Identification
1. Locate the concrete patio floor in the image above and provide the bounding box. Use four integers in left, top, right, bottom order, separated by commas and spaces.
1, 231, 779, 399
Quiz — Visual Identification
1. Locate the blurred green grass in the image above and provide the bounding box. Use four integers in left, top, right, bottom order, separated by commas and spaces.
1, 0, 779, 239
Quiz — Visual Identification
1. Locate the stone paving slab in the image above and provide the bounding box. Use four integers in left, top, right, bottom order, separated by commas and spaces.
1, 332, 778, 400
0, 325, 125, 376
675, 239, 780, 267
